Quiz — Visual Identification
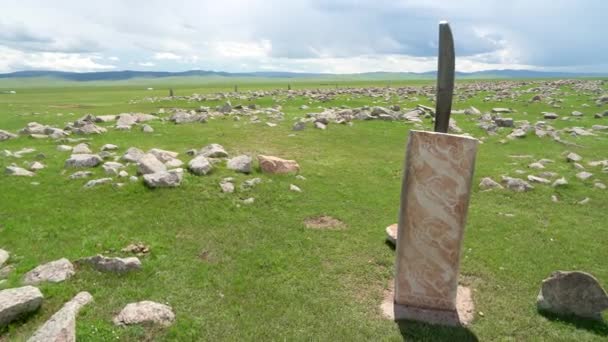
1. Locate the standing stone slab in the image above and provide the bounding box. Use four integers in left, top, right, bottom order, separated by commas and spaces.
395, 130, 478, 315
0, 286, 44, 327
27, 291, 93, 342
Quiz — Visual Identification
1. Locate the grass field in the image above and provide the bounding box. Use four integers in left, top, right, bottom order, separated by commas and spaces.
0, 77, 607, 341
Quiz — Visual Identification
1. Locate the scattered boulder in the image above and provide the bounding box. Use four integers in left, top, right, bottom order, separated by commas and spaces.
6, 165, 35, 177
137, 153, 166, 175
143, 169, 183, 188
198, 144, 228, 158
386, 224, 397, 245
83, 178, 113, 188
65, 154, 102, 168
227, 155, 252, 174
69, 171, 92, 180
537, 271, 608, 320
188, 156, 213, 175
576, 171, 593, 181
113, 301, 175, 327
72, 143, 92, 154
0, 286, 43, 327
289, 184, 302, 192
27, 291, 93, 342
0, 129, 17, 141
566, 152, 582, 163
552, 177, 568, 187
23, 258, 75, 285
122, 147, 145, 163
142, 124, 154, 133
258, 155, 300, 174
77, 255, 141, 273
501, 176, 534, 192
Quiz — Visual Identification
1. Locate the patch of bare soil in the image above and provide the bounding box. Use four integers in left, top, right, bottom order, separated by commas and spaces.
304, 215, 346, 230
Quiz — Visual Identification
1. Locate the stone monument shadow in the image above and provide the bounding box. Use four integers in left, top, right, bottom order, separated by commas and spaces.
396, 320, 478, 341
538, 310, 608, 337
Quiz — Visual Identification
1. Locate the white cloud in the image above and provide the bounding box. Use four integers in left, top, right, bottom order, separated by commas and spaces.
138, 61, 156, 67
108, 56, 120, 61
0, 46, 115, 72
153, 52, 181, 60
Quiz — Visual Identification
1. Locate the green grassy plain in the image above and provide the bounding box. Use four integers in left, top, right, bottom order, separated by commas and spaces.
0, 77, 607, 341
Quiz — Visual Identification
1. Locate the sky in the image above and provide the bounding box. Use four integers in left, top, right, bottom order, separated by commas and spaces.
0, 0, 606, 74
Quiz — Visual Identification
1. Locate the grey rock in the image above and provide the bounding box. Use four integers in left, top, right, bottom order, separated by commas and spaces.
592, 125, 608, 131
537, 271, 608, 320
101, 144, 118, 151
0, 286, 43, 327
143, 169, 183, 188
494, 117, 514, 128
527, 175, 551, 184
464, 106, 481, 115
142, 124, 154, 133
552, 177, 568, 187
27, 291, 93, 342
72, 143, 91, 154
23, 258, 75, 285
292, 122, 306, 131
84, 178, 113, 188
566, 152, 582, 163
65, 154, 102, 168
102, 162, 124, 175
69, 171, 92, 179
188, 156, 213, 175
543, 112, 559, 119
220, 181, 235, 193
198, 144, 228, 158
56, 145, 72, 152
528, 162, 545, 169
0, 129, 17, 141
122, 147, 145, 163
242, 178, 262, 189
507, 128, 527, 139
479, 177, 503, 190
148, 148, 179, 163
72, 123, 106, 135
113, 301, 175, 327
243, 197, 255, 204
137, 153, 166, 175
576, 171, 593, 181
77, 255, 141, 273
6, 165, 35, 177
0, 265, 14, 279
491, 108, 512, 113
227, 155, 252, 173
314, 121, 327, 130
289, 184, 302, 192
502, 176, 534, 192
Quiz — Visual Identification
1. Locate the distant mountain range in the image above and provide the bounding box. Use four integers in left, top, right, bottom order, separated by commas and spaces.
0, 69, 606, 81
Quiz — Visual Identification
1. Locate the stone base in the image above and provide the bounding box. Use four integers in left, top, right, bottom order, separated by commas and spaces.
381, 285, 475, 326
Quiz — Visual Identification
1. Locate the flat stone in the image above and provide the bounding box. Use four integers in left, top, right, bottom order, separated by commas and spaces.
502, 176, 534, 192
77, 255, 141, 273
142, 124, 154, 133
72, 143, 91, 154
188, 156, 213, 175
492, 108, 512, 113
537, 271, 608, 320
137, 153, 166, 175
23, 258, 75, 285
0, 286, 44, 327
122, 147, 145, 163
143, 169, 183, 188
69, 171, 92, 180
198, 143, 228, 158
528, 162, 545, 169
56, 145, 72, 152
227, 155, 252, 173
552, 177, 568, 187
101, 144, 118, 151
148, 148, 179, 163
28, 162, 45, 171
27, 291, 93, 342
566, 152, 582, 163
386, 224, 397, 245
576, 171, 593, 181
292, 122, 306, 131
6, 165, 35, 177
83, 178, 113, 188
65, 154, 102, 168
289, 184, 302, 192
543, 112, 559, 119
527, 175, 551, 184
220, 181, 235, 193
258, 155, 300, 174
102, 161, 124, 175
113, 301, 175, 327
0, 129, 17, 141
242, 178, 262, 189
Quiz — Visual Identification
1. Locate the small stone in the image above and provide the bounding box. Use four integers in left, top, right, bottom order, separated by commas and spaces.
501, 176, 534, 192
101, 144, 118, 151
188, 156, 213, 175
113, 301, 175, 327
566, 152, 582, 163
69, 171, 92, 179
65, 154, 102, 168
77, 255, 141, 273
576, 171, 593, 181
479, 177, 503, 190
129, 176, 138, 182
122, 147, 145, 163
537, 271, 608, 320
121, 243, 150, 255
292, 122, 306, 131
56, 145, 72, 152
27, 291, 93, 342
0, 129, 17, 141
102, 161, 124, 175
83, 178, 113, 188
118, 170, 129, 178
0, 286, 44, 326
386, 224, 397, 245
220, 181, 235, 193
573, 163, 585, 170
227, 155, 252, 174
289, 184, 302, 192
594, 182, 606, 190
543, 112, 559, 119
198, 143, 228, 158
23, 258, 75, 285
527, 175, 550, 184
6, 165, 35, 177
551, 195, 559, 203
578, 197, 590, 205
243, 197, 255, 205
72, 143, 92, 154
552, 177, 568, 187
137, 153, 166, 175
242, 178, 262, 189
314, 121, 327, 130
528, 162, 545, 170
258, 155, 300, 174
0, 249, 8, 268
141, 124, 154, 133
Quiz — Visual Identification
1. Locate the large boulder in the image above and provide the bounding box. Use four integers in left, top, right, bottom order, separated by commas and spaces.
65, 154, 102, 168
143, 169, 183, 188
537, 271, 608, 320
227, 155, 252, 173
27, 291, 93, 342
258, 155, 300, 174
137, 153, 166, 175
0, 286, 43, 327
188, 156, 213, 175
23, 258, 75, 285
113, 301, 175, 327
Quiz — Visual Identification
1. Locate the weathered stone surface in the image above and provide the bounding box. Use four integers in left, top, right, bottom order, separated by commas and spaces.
188, 156, 213, 175
143, 169, 183, 188
492, 108, 512, 114
0, 286, 43, 327
28, 161, 45, 171
77, 255, 141, 273
395, 131, 478, 312
148, 148, 179, 163
113, 301, 175, 327
0, 249, 8, 268
6, 165, 35, 177
502, 176, 534, 192
102, 162, 124, 176
0, 129, 17, 141
137, 153, 166, 175
289, 184, 302, 192
314, 121, 327, 130
27, 291, 93, 342
576, 171, 593, 181
101, 144, 118, 151
386, 223, 397, 245
552, 177, 568, 187
543, 112, 559, 119
258, 155, 300, 174
479, 177, 503, 190
227, 155, 252, 173
141, 124, 154, 133
71, 123, 106, 135
69, 171, 92, 180
198, 144, 228, 158
23, 258, 75, 285
72, 143, 91, 154
122, 147, 145, 163
494, 117, 514, 127
56, 145, 72, 152
537, 271, 608, 320
219, 180, 235, 193
527, 175, 551, 184
65, 154, 102, 168
566, 152, 582, 163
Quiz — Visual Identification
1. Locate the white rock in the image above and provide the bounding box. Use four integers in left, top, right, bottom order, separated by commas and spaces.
148, 148, 179, 163
101, 144, 119, 151
65, 154, 102, 168
243, 197, 255, 204
289, 184, 302, 192
78, 255, 141, 273
84, 178, 113, 188
552, 177, 568, 187
6, 165, 35, 177
188, 156, 213, 175
28, 162, 45, 171
198, 144, 228, 158
0, 249, 8, 268
0, 286, 43, 326
227, 155, 252, 173
56, 145, 72, 152
113, 301, 175, 327
23, 258, 75, 285
137, 153, 166, 175
69, 171, 92, 179
576, 171, 593, 181
72, 143, 91, 154
27, 291, 93, 342
143, 169, 183, 188
122, 147, 145, 163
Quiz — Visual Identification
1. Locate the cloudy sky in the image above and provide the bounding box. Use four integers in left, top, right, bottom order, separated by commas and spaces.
1, 0, 606, 74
